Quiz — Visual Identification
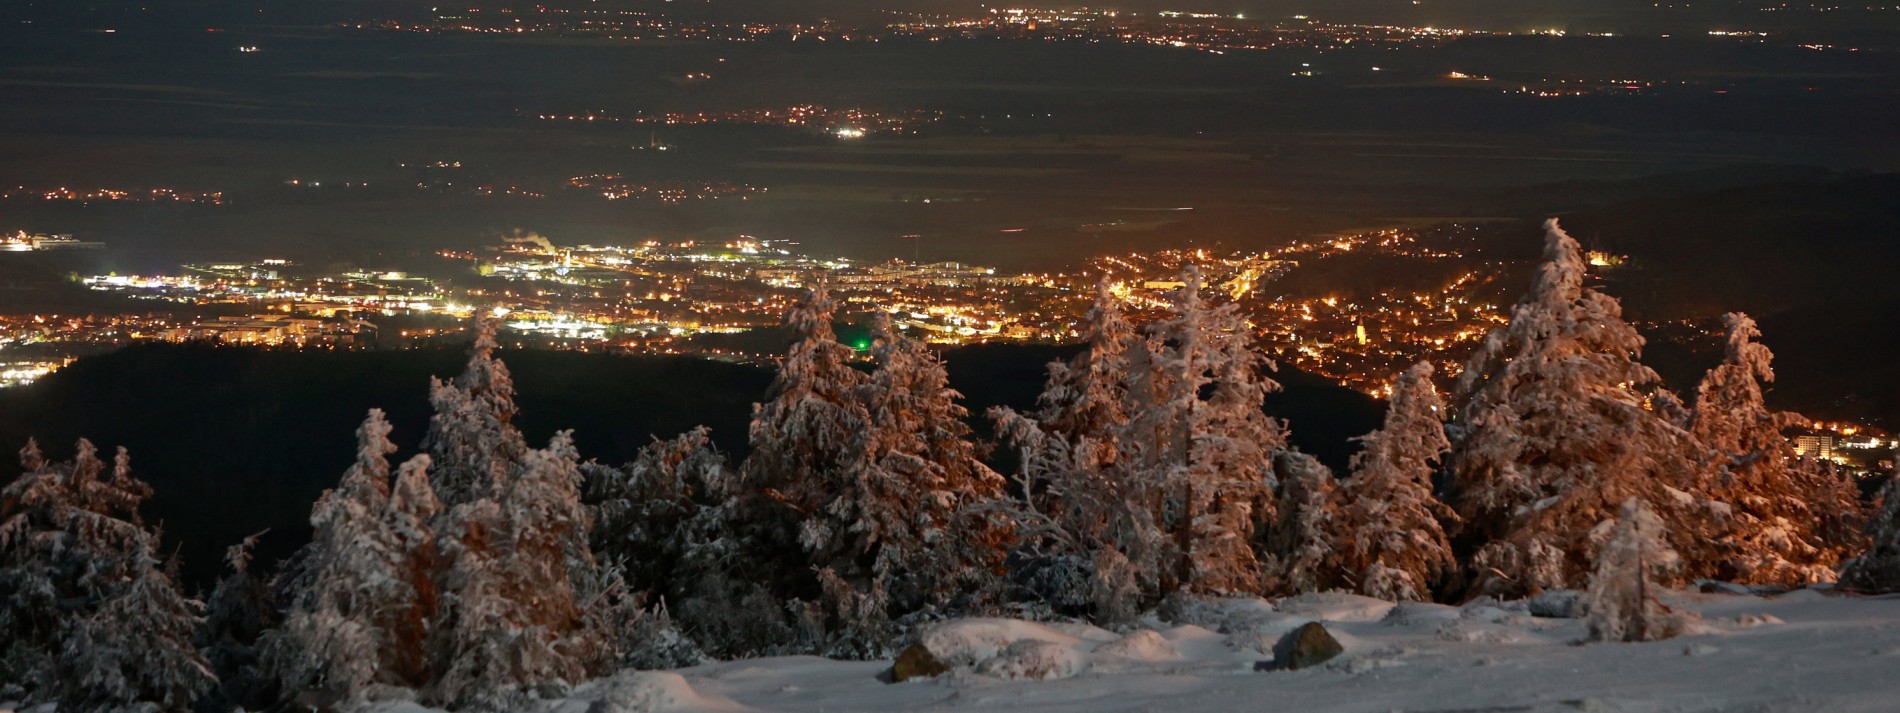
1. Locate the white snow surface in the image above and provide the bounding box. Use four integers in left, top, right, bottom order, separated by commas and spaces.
670, 590, 1900, 713
16, 589, 1899, 713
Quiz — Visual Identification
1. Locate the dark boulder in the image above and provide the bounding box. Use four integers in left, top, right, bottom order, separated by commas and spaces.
885, 642, 950, 683
1266, 622, 1344, 671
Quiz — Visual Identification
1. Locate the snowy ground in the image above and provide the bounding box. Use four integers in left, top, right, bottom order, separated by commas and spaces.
17, 588, 1896, 713
630, 589, 1900, 713
507, 588, 1900, 713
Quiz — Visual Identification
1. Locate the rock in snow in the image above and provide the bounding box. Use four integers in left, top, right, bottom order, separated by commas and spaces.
1529, 589, 1586, 618
886, 643, 949, 683
1267, 622, 1346, 671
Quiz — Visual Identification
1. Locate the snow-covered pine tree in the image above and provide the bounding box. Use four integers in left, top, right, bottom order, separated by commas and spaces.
613, 430, 797, 659
197, 530, 279, 710
1449, 219, 1717, 596
424, 317, 528, 508
429, 432, 601, 711
1033, 280, 1137, 440
0, 439, 155, 703
743, 284, 870, 498
989, 280, 1136, 614
1585, 498, 1695, 643
1840, 452, 1900, 592
586, 426, 726, 596
59, 530, 217, 713
666, 495, 797, 658
382, 453, 442, 687
731, 285, 883, 650
1691, 313, 1866, 584
267, 410, 437, 702
1335, 362, 1458, 602
1263, 451, 1341, 596
852, 314, 1011, 617
1119, 267, 1284, 597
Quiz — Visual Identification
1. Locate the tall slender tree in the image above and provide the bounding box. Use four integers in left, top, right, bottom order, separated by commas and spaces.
854, 315, 1011, 614
1840, 450, 1900, 592
990, 281, 1137, 614
430, 432, 601, 711
266, 411, 437, 702
1263, 451, 1341, 595
1120, 267, 1284, 596
1334, 362, 1458, 601
197, 531, 279, 710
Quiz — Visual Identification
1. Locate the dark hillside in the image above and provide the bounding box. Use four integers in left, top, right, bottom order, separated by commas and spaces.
0, 341, 1381, 589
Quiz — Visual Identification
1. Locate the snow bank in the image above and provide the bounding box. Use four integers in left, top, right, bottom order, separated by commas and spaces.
918, 618, 1112, 669
1092, 629, 1181, 662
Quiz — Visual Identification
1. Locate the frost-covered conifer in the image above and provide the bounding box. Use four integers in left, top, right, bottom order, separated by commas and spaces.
587, 426, 726, 595
1586, 499, 1694, 643
989, 281, 1136, 613
1120, 268, 1284, 596
267, 411, 437, 702
666, 497, 797, 658
1263, 451, 1341, 596
1451, 219, 1716, 596
425, 317, 528, 507
0, 440, 155, 702
197, 531, 279, 710
430, 432, 600, 711
59, 532, 217, 713
1034, 280, 1137, 440
1335, 363, 1458, 602
996, 273, 1285, 619
855, 315, 1010, 608
744, 284, 870, 495
1691, 313, 1866, 583
732, 286, 884, 649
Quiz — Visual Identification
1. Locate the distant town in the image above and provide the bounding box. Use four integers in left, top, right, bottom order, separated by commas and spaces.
2, 225, 1890, 473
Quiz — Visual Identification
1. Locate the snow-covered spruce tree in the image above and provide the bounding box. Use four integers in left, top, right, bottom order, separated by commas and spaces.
429, 432, 602, 711
585, 426, 726, 597
847, 315, 1012, 619
1691, 313, 1866, 584
59, 530, 217, 713
1262, 451, 1341, 596
424, 317, 529, 508
1334, 362, 1458, 602
730, 285, 883, 652
1840, 453, 1900, 592
197, 531, 279, 710
1449, 219, 1719, 597
1119, 267, 1285, 598
1585, 499, 1695, 643
266, 410, 439, 703
666, 495, 797, 659
651, 433, 800, 659
0, 440, 155, 702
1029, 280, 1138, 441
989, 280, 1137, 615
